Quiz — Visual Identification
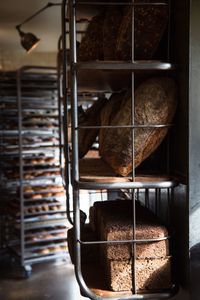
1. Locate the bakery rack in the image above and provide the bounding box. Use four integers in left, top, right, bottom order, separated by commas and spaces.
61, 0, 181, 299
1, 66, 70, 277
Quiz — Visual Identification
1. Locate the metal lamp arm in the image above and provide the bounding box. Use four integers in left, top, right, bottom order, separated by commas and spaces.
16, 2, 61, 30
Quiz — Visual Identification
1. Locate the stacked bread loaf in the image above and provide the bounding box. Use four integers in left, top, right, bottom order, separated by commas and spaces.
68, 200, 172, 292
91, 200, 171, 292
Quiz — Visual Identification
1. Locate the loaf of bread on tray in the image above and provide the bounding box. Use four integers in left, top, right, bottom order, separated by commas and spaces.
78, 1, 168, 61
99, 77, 177, 176
116, 0, 168, 60
78, 13, 104, 61
107, 257, 171, 292
90, 200, 169, 260
78, 97, 107, 158
103, 7, 123, 60
90, 200, 171, 292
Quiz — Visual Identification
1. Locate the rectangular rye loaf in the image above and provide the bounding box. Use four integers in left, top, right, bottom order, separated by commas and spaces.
90, 200, 169, 260
106, 257, 172, 292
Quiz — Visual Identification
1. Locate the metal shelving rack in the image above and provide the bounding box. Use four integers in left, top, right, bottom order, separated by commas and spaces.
62, 1, 180, 299
57, 25, 109, 226
1, 66, 70, 277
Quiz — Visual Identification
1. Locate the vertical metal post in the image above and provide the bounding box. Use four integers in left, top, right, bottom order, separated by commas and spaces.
57, 35, 64, 181
68, 0, 81, 275
61, 1, 74, 225
17, 69, 25, 267
167, 188, 171, 226
155, 188, 159, 217
131, 0, 136, 294
167, 0, 171, 62
145, 189, 150, 209
166, 133, 171, 175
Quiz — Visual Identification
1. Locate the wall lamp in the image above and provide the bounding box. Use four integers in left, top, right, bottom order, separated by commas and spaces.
16, 2, 61, 53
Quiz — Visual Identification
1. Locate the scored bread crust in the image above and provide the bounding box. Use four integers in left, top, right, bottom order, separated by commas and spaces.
99, 77, 177, 176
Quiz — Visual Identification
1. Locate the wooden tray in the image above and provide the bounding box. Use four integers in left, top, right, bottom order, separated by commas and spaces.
79, 157, 174, 184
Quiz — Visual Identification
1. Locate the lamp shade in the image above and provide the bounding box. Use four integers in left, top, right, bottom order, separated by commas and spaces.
16, 26, 40, 53
20, 31, 40, 53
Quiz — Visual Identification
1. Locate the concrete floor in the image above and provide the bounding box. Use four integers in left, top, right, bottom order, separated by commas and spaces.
1, 247, 200, 300
0, 254, 88, 300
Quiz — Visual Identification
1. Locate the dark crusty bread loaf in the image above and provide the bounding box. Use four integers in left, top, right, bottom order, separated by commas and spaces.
103, 7, 123, 60
116, 1, 168, 60
106, 257, 171, 292
78, 13, 104, 61
99, 77, 177, 176
78, 1, 168, 62
78, 97, 107, 158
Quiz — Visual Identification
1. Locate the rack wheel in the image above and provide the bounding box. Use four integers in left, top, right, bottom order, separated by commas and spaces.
22, 265, 32, 279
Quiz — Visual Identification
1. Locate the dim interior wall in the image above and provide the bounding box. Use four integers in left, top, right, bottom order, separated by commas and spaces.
189, 0, 200, 248
0, 49, 57, 70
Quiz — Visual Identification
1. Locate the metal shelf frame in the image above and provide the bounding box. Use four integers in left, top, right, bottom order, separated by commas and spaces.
61, 0, 179, 299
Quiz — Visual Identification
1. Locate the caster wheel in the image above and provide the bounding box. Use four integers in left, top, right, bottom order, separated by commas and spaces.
21, 265, 32, 279
22, 269, 32, 279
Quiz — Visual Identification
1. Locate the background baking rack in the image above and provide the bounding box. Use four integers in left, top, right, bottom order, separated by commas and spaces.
0, 66, 71, 277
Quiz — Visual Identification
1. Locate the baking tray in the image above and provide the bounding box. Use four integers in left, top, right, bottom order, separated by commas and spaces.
75, 62, 175, 93
25, 226, 68, 237
4, 168, 61, 180
22, 184, 65, 194
8, 203, 66, 217
25, 234, 68, 245
2, 157, 60, 168
15, 219, 69, 230
9, 241, 68, 259
13, 213, 67, 223
0, 128, 59, 135
2, 145, 60, 156
12, 227, 68, 245
23, 194, 66, 203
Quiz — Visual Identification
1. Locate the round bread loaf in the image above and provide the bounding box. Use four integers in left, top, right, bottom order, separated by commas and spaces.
42, 204, 49, 211
116, 0, 168, 60
78, 97, 108, 158
78, 12, 105, 61
32, 194, 42, 200
24, 186, 33, 193
103, 7, 123, 60
38, 248, 49, 254
43, 192, 52, 198
99, 77, 177, 176
53, 191, 65, 197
